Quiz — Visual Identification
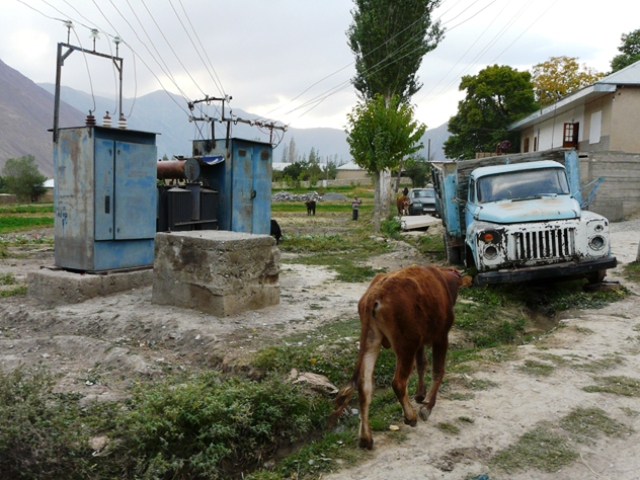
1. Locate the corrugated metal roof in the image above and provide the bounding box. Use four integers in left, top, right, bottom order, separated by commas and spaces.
597, 59, 640, 85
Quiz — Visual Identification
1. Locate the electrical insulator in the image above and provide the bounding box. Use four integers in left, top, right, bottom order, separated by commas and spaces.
103, 112, 111, 128
118, 116, 127, 129
86, 113, 96, 127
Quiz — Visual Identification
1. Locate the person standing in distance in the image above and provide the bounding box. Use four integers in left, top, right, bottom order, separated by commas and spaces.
352, 195, 362, 221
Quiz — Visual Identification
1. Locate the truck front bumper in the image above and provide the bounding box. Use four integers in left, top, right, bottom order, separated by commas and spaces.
474, 256, 618, 286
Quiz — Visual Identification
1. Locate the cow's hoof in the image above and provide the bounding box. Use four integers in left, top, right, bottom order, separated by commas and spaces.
419, 407, 431, 421
415, 394, 426, 403
404, 417, 418, 427
359, 437, 374, 450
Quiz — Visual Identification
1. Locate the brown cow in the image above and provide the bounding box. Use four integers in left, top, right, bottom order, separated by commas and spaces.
396, 195, 409, 216
328, 266, 472, 449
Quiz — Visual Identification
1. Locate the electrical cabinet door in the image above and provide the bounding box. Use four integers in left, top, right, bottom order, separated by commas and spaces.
114, 141, 157, 240
231, 146, 254, 233
94, 139, 115, 240
251, 147, 271, 235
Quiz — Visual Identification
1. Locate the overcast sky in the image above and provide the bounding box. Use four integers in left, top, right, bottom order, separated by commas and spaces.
1, 0, 638, 132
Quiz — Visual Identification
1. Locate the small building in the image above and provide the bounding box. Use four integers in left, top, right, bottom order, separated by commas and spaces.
336, 161, 370, 180
509, 60, 640, 154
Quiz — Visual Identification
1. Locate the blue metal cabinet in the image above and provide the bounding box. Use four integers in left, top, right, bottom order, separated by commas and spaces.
54, 127, 157, 272
195, 138, 272, 235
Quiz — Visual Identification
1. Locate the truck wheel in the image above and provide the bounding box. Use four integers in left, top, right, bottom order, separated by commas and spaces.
443, 233, 462, 265
587, 270, 606, 285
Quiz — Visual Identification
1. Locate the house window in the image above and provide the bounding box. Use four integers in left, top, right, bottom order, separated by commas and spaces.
563, 123, 579, 148
589, 111, 602, 144
523, 137, 530, 153
533, 137, 538, 152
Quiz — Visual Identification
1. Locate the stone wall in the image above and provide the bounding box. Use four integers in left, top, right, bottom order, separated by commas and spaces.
580, 152, 640, 222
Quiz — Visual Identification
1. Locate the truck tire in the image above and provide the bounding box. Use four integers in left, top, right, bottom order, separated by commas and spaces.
587, 269, 606, 285
443, 233, 462, 265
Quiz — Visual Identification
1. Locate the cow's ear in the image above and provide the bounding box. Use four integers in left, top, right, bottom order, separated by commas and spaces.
460, 276, 473, 288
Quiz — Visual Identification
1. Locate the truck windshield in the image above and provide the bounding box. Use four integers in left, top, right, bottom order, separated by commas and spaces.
477, 168, 570, 203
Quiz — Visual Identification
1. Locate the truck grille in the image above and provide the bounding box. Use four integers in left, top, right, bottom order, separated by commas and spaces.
512, 228, 575, 261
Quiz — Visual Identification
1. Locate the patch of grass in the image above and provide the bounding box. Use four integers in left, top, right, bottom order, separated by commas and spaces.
622, 260, 640, 283
457, 416, 475, 424
518, 360, 555, 376
576, 355, 624, 372
436, 422, 460, 435
0, 204, 54, 214
490, 424, 578, 473
380, 216, 402, 240
560, 407, 633, 441
0, 285, 27, 297
533, 353, 570, 365
454, 301, 527, 348
0, 273, 16, 285
620, 407, 640, 417
583, 376, 640, 397
446, 392, 475, 401
0, 216, 54, 234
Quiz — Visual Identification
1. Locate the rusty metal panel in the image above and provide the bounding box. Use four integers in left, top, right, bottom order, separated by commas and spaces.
231, 143, 254, 233
114, 141, 157, 240
94, 139, 114, 240
54, 128, 95, 271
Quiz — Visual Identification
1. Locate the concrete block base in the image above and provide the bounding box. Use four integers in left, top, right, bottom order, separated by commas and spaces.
28, 268, 153, 305
152, 230, 280, 316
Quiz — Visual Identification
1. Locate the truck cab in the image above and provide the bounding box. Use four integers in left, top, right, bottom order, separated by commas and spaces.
432, 150, 617, 286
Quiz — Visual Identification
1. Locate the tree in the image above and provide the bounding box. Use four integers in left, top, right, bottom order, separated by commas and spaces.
287, 137, 299, 164
348, 0, 443, 103
1, 155, 47, 201
403, 154, 430, 187
611, 28, 640, 73
346, 94, 426, 231
531, 56, 605, 107
443, 65, 538, 160
280, 143, 289, 163
0, 175, 6, 193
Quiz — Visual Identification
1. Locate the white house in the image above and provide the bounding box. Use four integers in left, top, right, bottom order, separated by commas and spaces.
509, 60, 640, 155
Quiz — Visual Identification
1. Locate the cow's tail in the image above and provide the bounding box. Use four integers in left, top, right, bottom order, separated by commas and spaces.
326, 379, 356, 428
327, 300, 380, 429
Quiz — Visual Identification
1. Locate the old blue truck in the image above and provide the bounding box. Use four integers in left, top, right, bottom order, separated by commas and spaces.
431, 149, 617, 286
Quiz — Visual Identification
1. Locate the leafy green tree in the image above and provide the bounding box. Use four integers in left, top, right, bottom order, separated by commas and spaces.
531, 56, 605, 106
1, 155, 47, 201
0, 175, 6, 193
403, 154, 430, 187
611, 28, 640, 72
282, 161, 305, 180
444, 65, 538, 160
346, 94, 426, 231
286, 137, 299, 164
348, 0, 443, 103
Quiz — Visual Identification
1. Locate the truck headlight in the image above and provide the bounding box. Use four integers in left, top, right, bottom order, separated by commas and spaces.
589, 235, 606, 250
480, 230, 502, 244
484, 245, 499, 259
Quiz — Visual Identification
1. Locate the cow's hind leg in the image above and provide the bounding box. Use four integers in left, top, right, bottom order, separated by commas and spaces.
357, 330, 383, 449
419, 340, 448, 421
414, 345, 428, 403
392, 350, 418, 427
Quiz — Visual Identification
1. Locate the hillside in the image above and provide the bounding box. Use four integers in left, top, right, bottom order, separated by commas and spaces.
0, 56, 451, 181
0, 59, 85, 178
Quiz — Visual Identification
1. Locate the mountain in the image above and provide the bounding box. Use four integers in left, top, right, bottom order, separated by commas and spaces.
0, 59, 85, 177
0, 57, 450, 181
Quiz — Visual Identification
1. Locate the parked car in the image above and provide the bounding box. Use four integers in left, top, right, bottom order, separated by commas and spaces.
408, 187, 437, 216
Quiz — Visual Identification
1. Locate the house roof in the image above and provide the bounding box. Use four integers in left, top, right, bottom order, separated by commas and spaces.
508, 59, 640, 131
337, 161, 364, 170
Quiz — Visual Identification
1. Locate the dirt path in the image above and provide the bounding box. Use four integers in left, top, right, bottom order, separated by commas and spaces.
1, 221, 639, 479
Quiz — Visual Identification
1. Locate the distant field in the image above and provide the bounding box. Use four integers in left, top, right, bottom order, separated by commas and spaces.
0, 216, 54, 234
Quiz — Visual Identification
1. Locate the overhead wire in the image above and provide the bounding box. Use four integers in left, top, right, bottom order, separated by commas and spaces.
171, 0, 225, 97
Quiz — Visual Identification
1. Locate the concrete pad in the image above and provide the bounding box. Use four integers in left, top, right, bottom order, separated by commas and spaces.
152, 230, 280, 316
27, 268, 153, 305
400, 214, 441, 231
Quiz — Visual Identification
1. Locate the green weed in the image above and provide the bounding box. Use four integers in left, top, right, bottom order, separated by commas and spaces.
436, 422, 460, 435
0, 272, 16, 285
518, 360, 555, 376
583, 376, 640, 397
560, 407, 633, 441
622, 261, 640, 282
0, 285, 27, 297
490, 424, 578, 473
